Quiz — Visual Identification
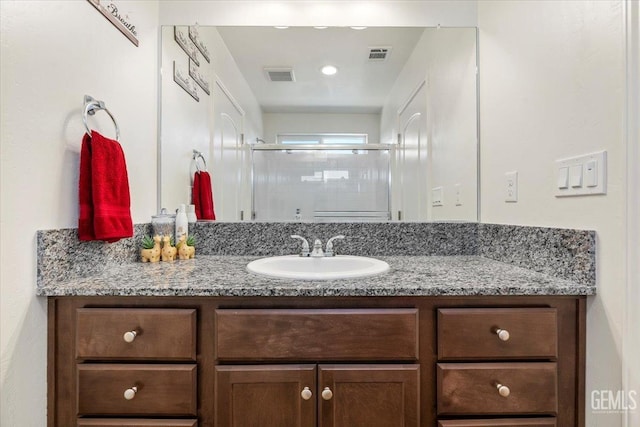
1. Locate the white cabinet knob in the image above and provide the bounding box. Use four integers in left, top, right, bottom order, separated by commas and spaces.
301, 387, 312, 400
123, 330, 137, 343
495, 328, 510, 341
321, 387, 333, 400
123, 386, 138, 400
496, 383, 510, 397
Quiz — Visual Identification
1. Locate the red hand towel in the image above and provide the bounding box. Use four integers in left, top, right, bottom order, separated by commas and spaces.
78, 131, 133, 242
192, 171, 202, 219
78, 133, 95, 239
199, 171, 216, 220
192, 171, 216, 220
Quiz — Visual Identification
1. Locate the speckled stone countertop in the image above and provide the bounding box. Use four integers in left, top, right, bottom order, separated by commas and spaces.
36, 255, 595, 297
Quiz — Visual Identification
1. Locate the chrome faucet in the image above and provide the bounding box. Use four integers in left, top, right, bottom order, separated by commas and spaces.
310, 239, 324, 257
325, 235, 345, 256
290, 235, 310, 257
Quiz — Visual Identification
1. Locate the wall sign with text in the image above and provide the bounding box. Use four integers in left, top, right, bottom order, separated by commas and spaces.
87, 0, 139, 47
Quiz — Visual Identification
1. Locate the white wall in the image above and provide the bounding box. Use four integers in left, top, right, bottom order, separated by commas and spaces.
478, 1, 628, 425
0, 1, 159, 425
624, 3, 640, 426
262, 112, 381, 143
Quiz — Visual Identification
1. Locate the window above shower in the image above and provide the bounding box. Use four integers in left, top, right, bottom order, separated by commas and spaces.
277, 133, 368, 145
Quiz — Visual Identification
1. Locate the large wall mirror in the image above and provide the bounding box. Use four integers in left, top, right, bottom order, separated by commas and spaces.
159, 25, 478, 222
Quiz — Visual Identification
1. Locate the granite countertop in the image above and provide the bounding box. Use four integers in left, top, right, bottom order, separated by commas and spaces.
36, 255, 595, 297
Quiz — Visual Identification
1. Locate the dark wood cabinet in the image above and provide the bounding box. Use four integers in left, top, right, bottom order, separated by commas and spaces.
318, 364, 419, 427
215, 365, 316, 427
213, 364, 419, 427
437, 362, 557, 416
438, 419, 557, 427
77, 364, 197, 416
76, 420, 198, 427
47, 296, 585, 427
76, 308, 196, 361
215, 308, 418, 361
437, 308, 558, 360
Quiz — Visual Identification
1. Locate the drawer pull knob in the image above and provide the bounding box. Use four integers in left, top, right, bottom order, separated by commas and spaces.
123, 331, 137, 343
496, 383, 510, 397
495, 328, 510, 341
321, 387, 333, 400
301, 387, 313, 400
123, 386, 138, 400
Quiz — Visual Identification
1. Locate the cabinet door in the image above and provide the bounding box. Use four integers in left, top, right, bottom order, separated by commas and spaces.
318, 364, 419, 427
215, 365, 316, 427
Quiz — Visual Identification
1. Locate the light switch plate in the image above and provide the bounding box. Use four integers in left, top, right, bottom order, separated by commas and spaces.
505, 171, 518, 202
555, 150, 607, 197
454, 184, 462, 206
432, 187, 444, 206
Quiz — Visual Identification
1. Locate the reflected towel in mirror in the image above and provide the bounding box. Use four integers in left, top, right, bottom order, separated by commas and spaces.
192, 171, 216, 220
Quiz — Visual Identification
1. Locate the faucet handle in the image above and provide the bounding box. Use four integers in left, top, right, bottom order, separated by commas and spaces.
291, 235, 310, 257
325, 235, 345, 256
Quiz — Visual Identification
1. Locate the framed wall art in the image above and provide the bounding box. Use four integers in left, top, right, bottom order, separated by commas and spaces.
189, 58, 211, 95
173, 61, 199, 102
174, 26, 199, 66
189, 26, 211, 63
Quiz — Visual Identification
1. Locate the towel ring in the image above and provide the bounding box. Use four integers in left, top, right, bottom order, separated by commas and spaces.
193, 149, 207, 172
83, 95, 120, 141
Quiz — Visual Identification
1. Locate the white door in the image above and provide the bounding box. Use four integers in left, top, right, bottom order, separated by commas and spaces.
212, 79, 244, 221
397, 81, 429, 221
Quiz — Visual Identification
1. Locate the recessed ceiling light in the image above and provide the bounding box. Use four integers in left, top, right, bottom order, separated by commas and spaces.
314, 26, 329, 30
274, 26, 289, 29
321, 65, 338, 76
350, 26, 367, 30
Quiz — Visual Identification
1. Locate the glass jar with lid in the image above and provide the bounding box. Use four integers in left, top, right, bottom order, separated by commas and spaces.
151, 208, 176, 241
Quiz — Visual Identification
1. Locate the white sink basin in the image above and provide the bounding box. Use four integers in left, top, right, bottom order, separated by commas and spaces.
247, 255, 390, 280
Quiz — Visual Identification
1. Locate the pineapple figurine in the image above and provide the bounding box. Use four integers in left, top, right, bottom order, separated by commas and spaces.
140, 235, 161, 262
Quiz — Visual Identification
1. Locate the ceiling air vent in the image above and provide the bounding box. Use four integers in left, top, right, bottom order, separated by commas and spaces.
368, 47, 391, 61
264, 68, 295, 82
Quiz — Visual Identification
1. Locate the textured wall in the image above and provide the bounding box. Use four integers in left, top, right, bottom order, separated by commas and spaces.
0, 1, 159, 425
477, 1, 626, 424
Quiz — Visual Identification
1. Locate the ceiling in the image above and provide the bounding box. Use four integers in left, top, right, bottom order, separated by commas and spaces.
216, 26, 426, 114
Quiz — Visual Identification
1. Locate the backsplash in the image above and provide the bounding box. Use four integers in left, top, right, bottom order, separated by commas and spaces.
479, 223, 596, 286
36, 221, 596, 288
192, 222, 478, 257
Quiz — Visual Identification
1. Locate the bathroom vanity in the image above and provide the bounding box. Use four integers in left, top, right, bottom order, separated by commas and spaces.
43, 256, 590, 427
39, 222, 595, 427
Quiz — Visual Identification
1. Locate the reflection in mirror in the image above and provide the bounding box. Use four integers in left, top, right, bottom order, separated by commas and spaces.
159, 26, 478, 222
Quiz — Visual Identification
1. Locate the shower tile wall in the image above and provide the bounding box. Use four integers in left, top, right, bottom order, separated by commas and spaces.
252, 149, 390, 221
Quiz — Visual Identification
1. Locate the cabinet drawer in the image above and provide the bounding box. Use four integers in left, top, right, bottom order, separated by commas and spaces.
76, 308, 196, 361
77, 364, 197, 416
216, 308, 418, 361
77, 420, 197, 427
438, 419, 556, 427
437, 362, 557, 416
437, 308, 557, 360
